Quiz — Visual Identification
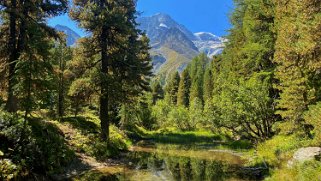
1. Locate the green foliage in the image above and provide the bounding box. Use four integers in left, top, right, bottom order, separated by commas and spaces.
266, 160, 321, 181
151, 80, 164, 104
59, 115, 131, 160
255, 134, 310, 167
188, 53, 208, 104
207, 73, 277, 141
189, 97, 204, 129
177, 69, 191, 107
304, 102, 321, 145
0, 112, 75, 178
0, 159, 23, 180
119, 93, 156, 131
273, 0, 321, 129
203, 64, 214, 102
165, 71, 180, 105
152, 99, 172, 128
68, 78, 93, 116
168, 106, 191, 131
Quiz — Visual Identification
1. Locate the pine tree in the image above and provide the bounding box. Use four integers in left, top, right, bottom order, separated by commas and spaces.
0, 0, 68, 112
165, 71, 180, 105
203, 64, 213, 102
151, 80, 164, 104
51, 39, 72, 118
177, 69, 191, 107
188, 54, 208, 105
70, 0, 152, 140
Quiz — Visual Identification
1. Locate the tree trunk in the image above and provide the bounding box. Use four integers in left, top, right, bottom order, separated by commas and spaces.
5, 0, 17, 112
58, 49, 65, 119
100, 25, 109, 141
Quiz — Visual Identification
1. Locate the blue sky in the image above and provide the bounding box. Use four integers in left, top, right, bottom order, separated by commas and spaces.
48, 0, 234, 37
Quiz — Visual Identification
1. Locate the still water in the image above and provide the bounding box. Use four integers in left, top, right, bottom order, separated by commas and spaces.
75, 143, 251, 181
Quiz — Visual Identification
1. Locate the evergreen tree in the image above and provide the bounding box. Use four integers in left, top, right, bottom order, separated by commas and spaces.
70, 0, 152, 140
188, 54, 208, 104
203, 64, 213, 102
208, 0, 278, 141
165, 71, 180, 105
51, 40, 72, 118
0, 0, 68, 112
177, 69, 191, 107
274, 0, 321, 129
151, 80, 164, 104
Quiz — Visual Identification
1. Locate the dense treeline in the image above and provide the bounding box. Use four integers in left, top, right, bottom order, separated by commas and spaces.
130, 0, 321, 144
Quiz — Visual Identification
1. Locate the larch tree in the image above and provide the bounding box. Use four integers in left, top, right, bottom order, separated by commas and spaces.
273, 0, 321, 131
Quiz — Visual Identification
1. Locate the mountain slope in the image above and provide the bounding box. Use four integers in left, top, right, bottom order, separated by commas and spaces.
54, 25, 81, 46
137, 13, 226, 77
193, 32, 227, 58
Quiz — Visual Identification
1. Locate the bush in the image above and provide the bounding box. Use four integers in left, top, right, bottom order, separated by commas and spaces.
168, 106, 191, 131
0, 112, 75, 178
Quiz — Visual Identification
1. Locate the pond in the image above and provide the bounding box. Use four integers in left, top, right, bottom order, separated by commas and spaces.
75, 143, 256, 181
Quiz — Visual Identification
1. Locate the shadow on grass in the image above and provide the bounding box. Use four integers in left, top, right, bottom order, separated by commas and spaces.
73, 170, 120, 181
27, 119, 95, 177
61, 116, 99, 134
146, 132, 222, 144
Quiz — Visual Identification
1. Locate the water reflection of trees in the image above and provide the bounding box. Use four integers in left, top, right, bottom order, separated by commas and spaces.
131, 151, 242, 181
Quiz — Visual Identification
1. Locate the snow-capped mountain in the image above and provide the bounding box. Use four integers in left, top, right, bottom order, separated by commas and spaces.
137, 13, 226, 76
138, 13, 197, 44
194, 32, 223, 42
193, 32, 227, 58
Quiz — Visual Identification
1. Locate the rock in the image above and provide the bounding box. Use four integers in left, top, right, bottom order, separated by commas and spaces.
288, 147, 321, 167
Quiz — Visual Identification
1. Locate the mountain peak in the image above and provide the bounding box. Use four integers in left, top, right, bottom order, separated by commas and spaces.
194, 32, 220, 41
153, 13, 171, 18
137, 13, 226, 77
54, 24, 81, 46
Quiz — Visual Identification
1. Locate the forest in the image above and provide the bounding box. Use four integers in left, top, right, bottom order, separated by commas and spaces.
0, 0, 321, 180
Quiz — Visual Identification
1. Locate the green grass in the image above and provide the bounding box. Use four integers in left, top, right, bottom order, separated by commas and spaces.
134, 126, 252, 150
265, 160, 321, 181
0, 111, 132, 179
54, 113, 132, 160
242, 133, 321, 181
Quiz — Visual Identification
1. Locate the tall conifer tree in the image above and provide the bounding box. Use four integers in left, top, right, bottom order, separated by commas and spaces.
177, 69, 191, 107
70, 0, 152, 140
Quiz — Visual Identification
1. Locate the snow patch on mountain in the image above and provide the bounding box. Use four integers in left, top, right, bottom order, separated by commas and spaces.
159, 23, 169, 28
193, 32, 227, 58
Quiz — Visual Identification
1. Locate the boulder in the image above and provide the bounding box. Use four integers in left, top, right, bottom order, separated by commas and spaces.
288, 147, 321, 167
